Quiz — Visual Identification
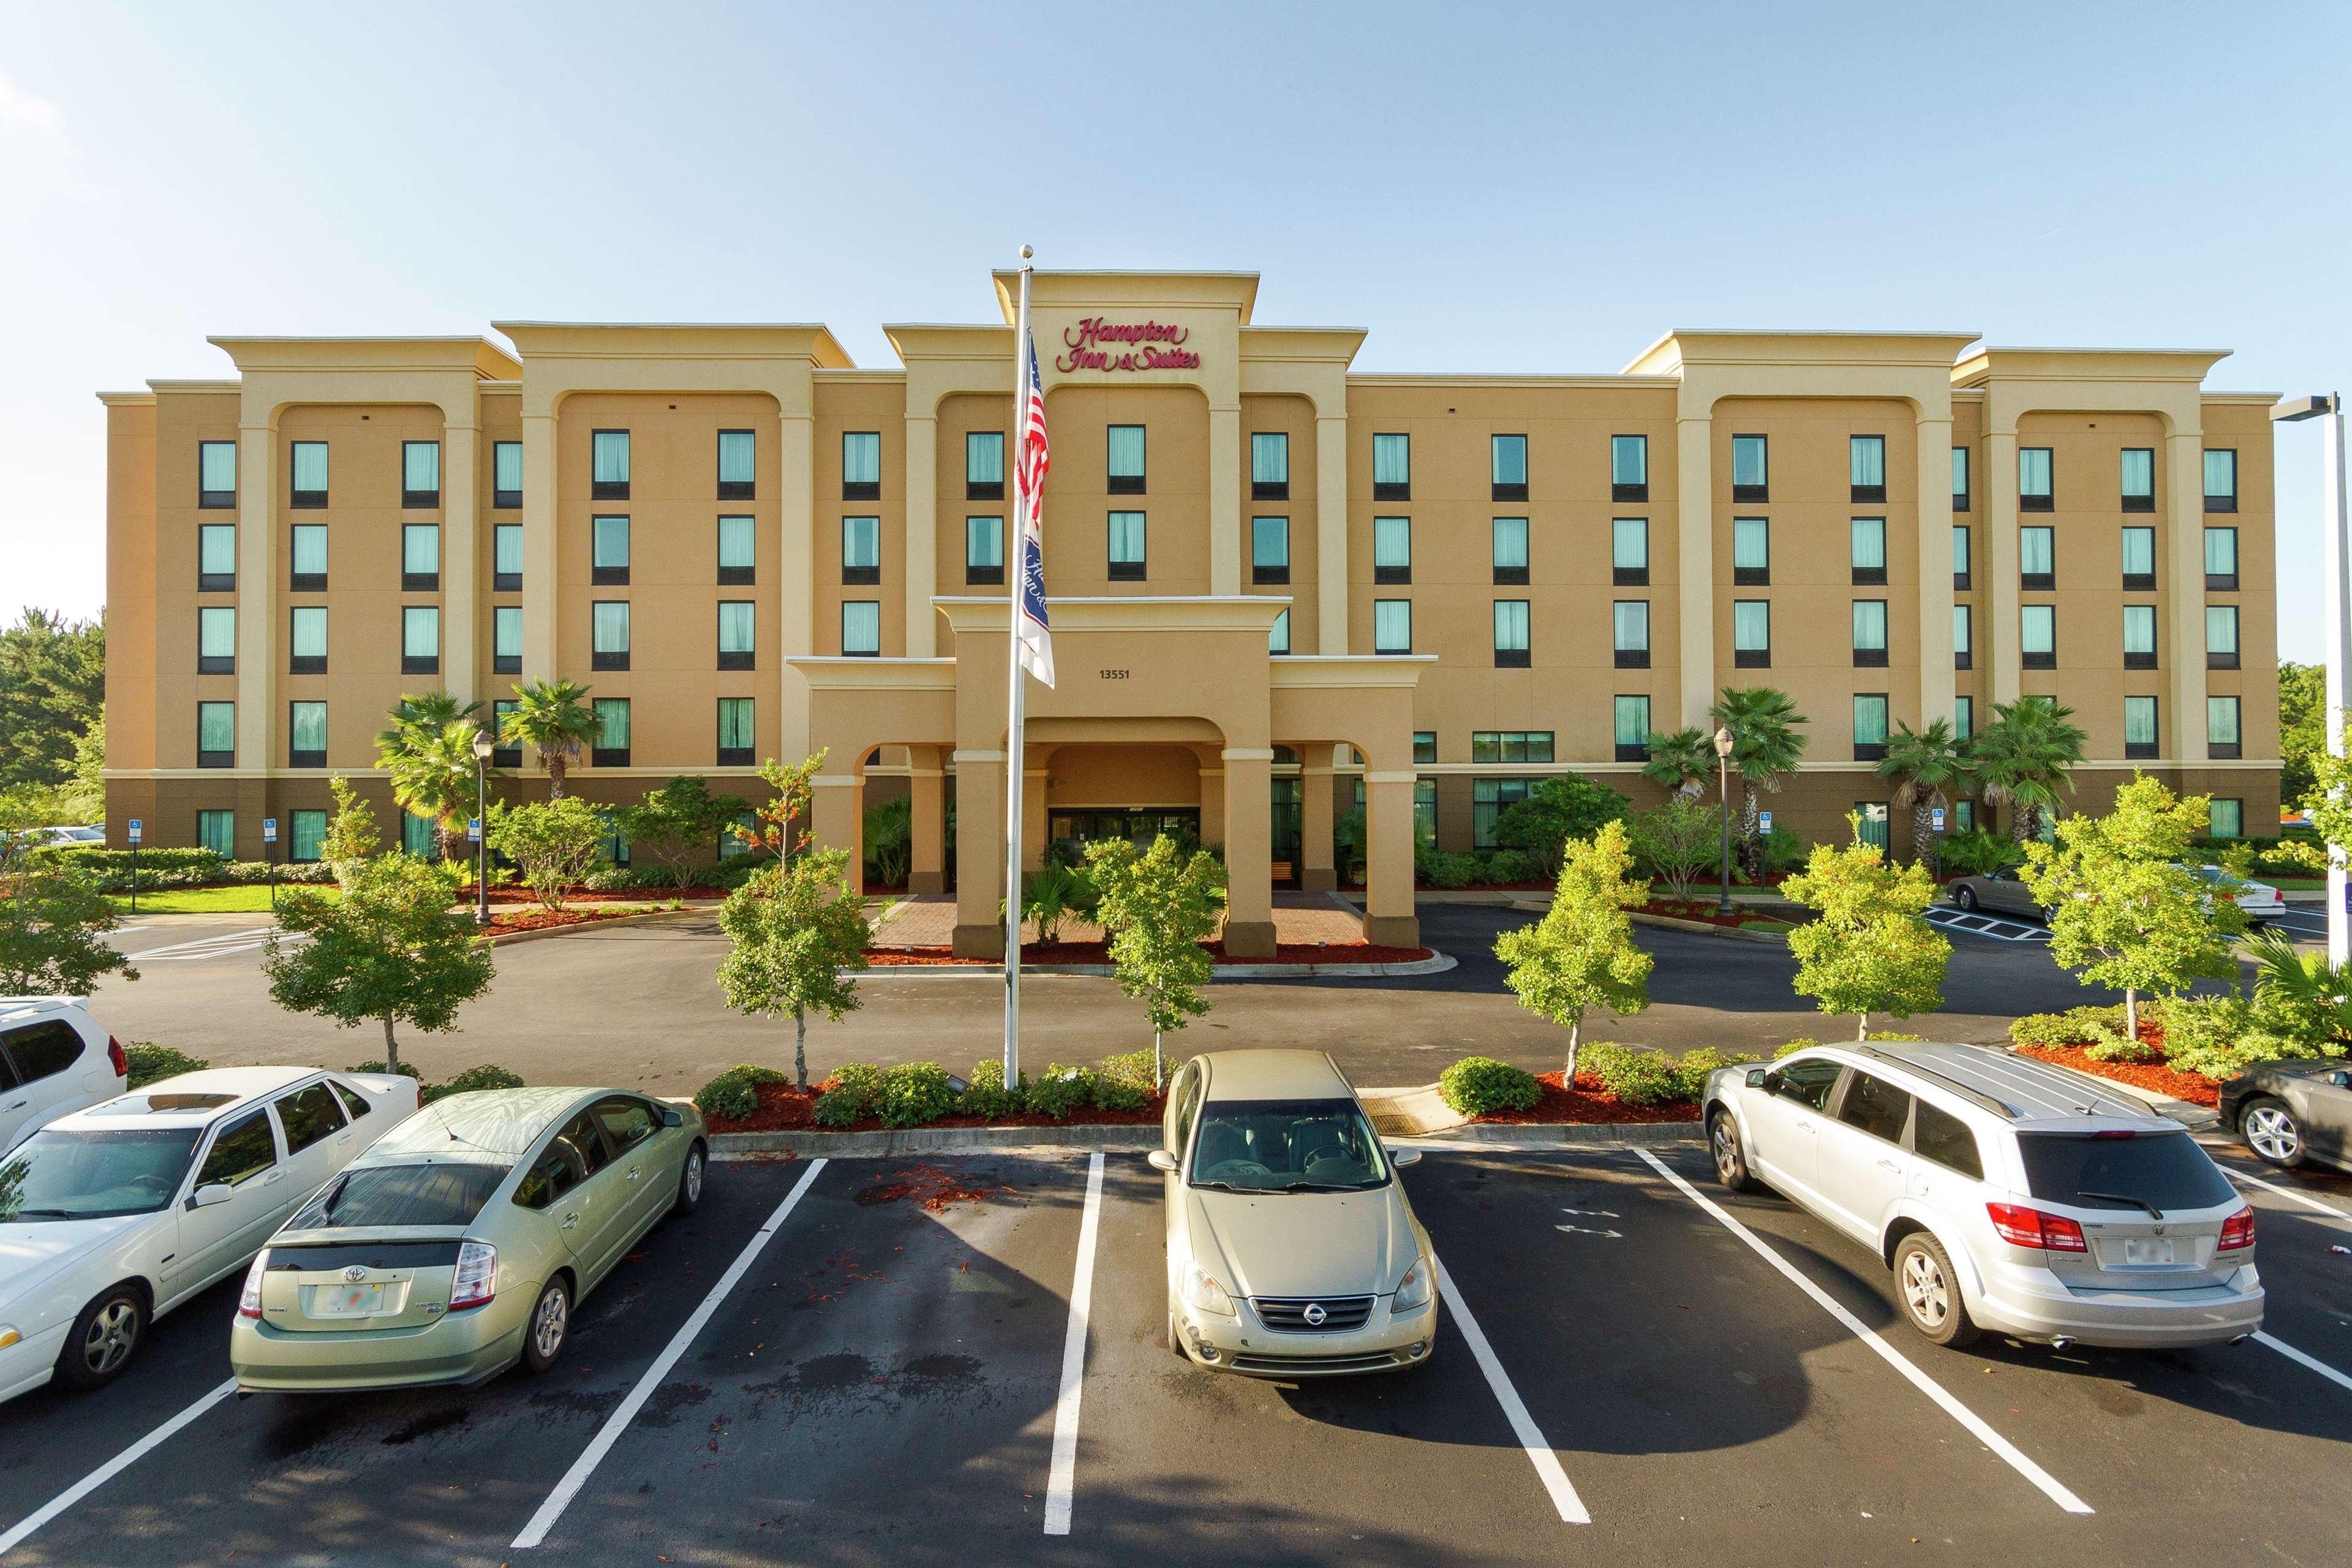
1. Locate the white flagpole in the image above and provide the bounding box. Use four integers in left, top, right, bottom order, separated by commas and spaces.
1003, 248, 1033, 1088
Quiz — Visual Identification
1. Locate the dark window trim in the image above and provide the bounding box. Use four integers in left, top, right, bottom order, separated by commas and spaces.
968, 480, 1004, 502
494, 489, 522, 510
1253, 565, 1291, 586
1613, 566, 1649, 587
2122, 493, 2156, 514
843, 564, 881, 586
717, 650, 756, 672
2124, 651, 2159, 670
1373, 482, 1411, 502
492, 746, 521, 768
715, 564, 754, 588
1850, 484, 1885, 504
198, 654, 235, 676
1491, 482, 1528, 503
494, 571, 522, 593
1733, 566, 1770, 587
2207, 650, 2241, 671
1953, 571, 1972, 592
288, 748, 326, 770
966, 564, 1005, 586
1611, 483, 1648, 503
592, 747, 630, 767
716, 429, 756, 500
1732, 484, 1770, 503
1106, 474, 1145, 496
1854, 742, 1888, 763
592, 650, 630, 671
842, 480, 881, 502
2125, 740, 2160, 760
1953, 491, 1972, 513
1615, 743, 1650, 763
1614, 649, 1649, 669
2020, 572, 2055, 592
592, 565, 630, 587
1730, 434, 1768, 504
1494, 647, 1531, 669
2205, 494, 2238, 514
291, 491, 327, 510
1853, 647, 1890, 668
2210, 741, 2242, 760
2122, 572, 2156, 592
1107, 560, 1147, 582
494, 654, 521, 675
198, 494, 236, 510
290, 655, 326, 675
1493, 564, 1529, 586
402, 571, 439, 593
197, 749, 233, 769
591, 429, 630, 500
1735, 649, 1773, 668
2022, 650, 2057, 670
1374, 564, 1411, 586
717, 746, 755, 767
401, 655, 440, 675
199, 572, 236, 593
1852, 566, 1887, 586
2019, 494, 2055, 513
290, 574, 327, 593
1956, 650, 1973, 670
2206, 573, 2238, 592
1252, 480, 1288, 502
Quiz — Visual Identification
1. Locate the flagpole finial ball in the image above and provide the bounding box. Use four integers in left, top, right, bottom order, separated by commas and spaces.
1020, 244, 1033, 261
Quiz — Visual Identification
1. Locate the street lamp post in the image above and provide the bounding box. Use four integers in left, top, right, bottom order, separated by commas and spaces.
1714, 724, 1737, 918
2274, 393, 2348, 966
470, 728, 496, 927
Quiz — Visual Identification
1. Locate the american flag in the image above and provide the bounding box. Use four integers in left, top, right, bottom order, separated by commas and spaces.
1013, 314, 1055, 687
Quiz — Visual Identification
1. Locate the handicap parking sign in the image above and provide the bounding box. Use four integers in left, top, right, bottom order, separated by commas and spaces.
127, 819, 142, 843
263, 818, 277, 842
468, 818, 482, 842
1931, 807, 1945, 832
1758, 810, 1773, 834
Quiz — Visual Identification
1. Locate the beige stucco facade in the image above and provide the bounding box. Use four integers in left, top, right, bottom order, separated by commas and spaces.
100, 269, 2283, 950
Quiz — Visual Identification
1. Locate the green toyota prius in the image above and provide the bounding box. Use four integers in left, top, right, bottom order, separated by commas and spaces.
228, 1087, 707, 1393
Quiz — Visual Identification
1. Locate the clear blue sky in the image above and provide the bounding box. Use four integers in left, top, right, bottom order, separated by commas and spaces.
5, 2, 2345, 656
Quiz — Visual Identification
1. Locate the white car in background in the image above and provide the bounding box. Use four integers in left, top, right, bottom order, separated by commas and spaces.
2188, 864, 2284, 926
1, 998, 129, 1153
0, 1066, 420, 1404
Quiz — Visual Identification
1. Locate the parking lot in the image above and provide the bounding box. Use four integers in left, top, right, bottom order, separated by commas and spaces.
2, 1135, 2347, 1567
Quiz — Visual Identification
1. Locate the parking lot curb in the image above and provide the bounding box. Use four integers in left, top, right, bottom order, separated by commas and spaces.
709, 1123, 1166, 1159
854, 950, 1458, 979
486, 906, 697, 946
1411, 1120, 1704, 1150
1626, 910, 1792, 944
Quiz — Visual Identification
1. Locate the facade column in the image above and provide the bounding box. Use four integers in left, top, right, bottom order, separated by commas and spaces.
811, 772, 864, 895
1023, 763, 1049, 873
1674, 410, 1716, 726
907, 745, 946, 894
1362, 770, 1420, 947
233, 416, 277, 818
1209, 405, 1242, 595
950, 749, 1006, 958
1986, 428, 2022, 707
1911, 414, 1956, 728
1299, 760, 1336, 891
1221, 747, 1275, 957
441, 415, 481, 709
904, 414, 938, 658
777, 412, 816, 763
1197, 763, 1224, 848
1316, 413, 1350, 654
521, 410, 559, 682
2165, 431, 2209, 762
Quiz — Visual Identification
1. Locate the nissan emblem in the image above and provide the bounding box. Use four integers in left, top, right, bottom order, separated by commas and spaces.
1303, 1302, 1327, 1327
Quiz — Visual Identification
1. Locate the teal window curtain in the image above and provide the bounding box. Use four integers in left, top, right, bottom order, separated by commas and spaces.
842, 601, 880, 654
2126, 697, 2159, 748
718, 431, 755, 486
402, 606, 439, 659
494, 700, 516, 747
1733, 600, 1770, 650
1268, 608, 1290, 655
1252, 516, 1288, 569
2204, 448, 2236, 500
2019, 447, 2052, 497
1950, 446, 1969, 498
1614, 695, 1650, 748
290, 810, 326, 863
1611, 435, 1646, 487
1612, 518, 1647, 570
1471, 778, 1531, 848
494, 606, 521, 660
402, 813, 434, 856
2206, 605, 2239, 654
1850, 436, 1885, 489
1107, 511, 1146, 564
2209, 798, 2242, 838
1374, 600, 1411, 653
1373, 433, 1409, 487
1732, 435, 1767, 489
292, 524, 327, 579
593, 516, 629, 568
842, 432, 880, 486
718, 601, 756, 654
595, 697, 630, 749
2123, 605, 2157, 655
1856, 804, 1890, 851
198, 810, 236, 857
1413, 732, 1437, 765
1954, 696, 1973, 740
1853, 695, 1889, 746
1852, 600, 1887, 651
1374, 516, 1411, 568
1492, 517, 1528, 571
1850, 518, 1886, 570
967, 516, 1003, 568
1251, 432, 1287, 485
1414, 780, 1437, 842
2119, 448, 2154, 499
1952, 526, 1970, 575
494, 441, 522, 492
2020, 605, 2054, 655
1612, 600, 1649, 652
291, 606, 327, 660
1493, 600, 1529, 652
592, 430, 630, 485
1491, 435, 1527, 487
2204, 527, 2237, 576
403, 524, 439, 575
592, 602, 629, 655
1733, 518, 1769, 570
842, 516, 880, 570
200, 524, 236, 578
967, 431, 1005, 485
198, 606, 236, 658
2019, 527, 2053, 576
291, 441, 328, 493
1954, 800, 1975, 831
1106, 425, 1145, 480
496, 523, 524, 578
718, 698, 754, 752
197, 702, 235, 753
2207, 696, 2240, 747
404, 440, 440, 494
199, 441, 236, 493
1953, 604, 1971, 656
719, 515, 755, 570
2121, 527, 2155, 578
290, 701, 326, 754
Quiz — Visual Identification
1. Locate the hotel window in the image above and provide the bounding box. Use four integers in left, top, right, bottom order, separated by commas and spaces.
1855, 802, 1891, 853
842, 600, 880, 657
1953, 605, 1972, 670
842, 432, 881, 500
967, 431, 1005, 500
1493, 600, 1530, 668
1733, 517, 1770, 585
2207, 605, 2241, 669
842, 516, 881, 585
2021, 604, 2055, 668
198, 607, 236, 674
1415, 780, 1438, 842
290, 606, 327, 674
1107, 511, 1147, 580
198, 523, 236, 592
1374, 599, 1412, 655
1850, 517, 1887, 585
1615, 696, 1652, 763
592, 430, 630, 500
198, 440, 236, 507
494, 606, 522, 674
1251, 432, 1289, 500
2209, 797, 2244, 839
1372, 433, 1410, 500
290, 809, 326, 864
1413, 732, 1437, 765
2019, 447, 2053, 511
1493, 517, 1529, 585
494, 440, 522, 508
2205, 527, 2238, 590
1853, 694, 1890, 762
1611, 434, 1648, 502
494, 522, 524, 592
1953, 799, 1975, 832
2120, 526, 2156, 590
1951, 446, 1970, 511
402, 440, 440, 507
290, 523, 327, 591
1373, 516, 1411, 584
717, 697, 755, 766
288, 701, 326, 769
2123, 603, 2158, 669
1491, 434, 1528, 502
402, 812, 436, 857
2019, 526, 2054, 590
492, 699, 520, 767
592, 515, 630, 585
1471, 778, 1533, 849
1613, 600, 1649, 668
2120, 448, 2155, 512
1261, 607, 1287, 657
1612, 518, 1648, 586
1850, 435, 1886, 503
402, 522, 439, 591
718, 601, 756, 670
1952, 524, 1970, 590
1253, 516, 1290, 584
1472, 731, 1554, 764
718, 515, 756, 585
593, 698, 630, 767
2125, 696, 2160, 760
2208, 695, 2242, 759
717, 429, 755, 499
1852, 600, 1888, 667
402, 606, 440, 674
2204, 448, 2237, 513
1731, 434, 1768, 502
198, 810, 236, 857
1106, 425, 1145, 494
719, 809, 755, 859
197, 701, 235, 768
1733, 599, 1771, 666
1954, 695, 1974, 741
290, 440, 328, 507
966, 516, 1005, 585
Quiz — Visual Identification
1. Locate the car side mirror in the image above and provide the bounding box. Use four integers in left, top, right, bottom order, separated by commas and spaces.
1145, 1150, 1178, 1173
1746, 1068, 1768, 1089
186, 1183, 233, 1210
662, 1108, 684, 1128
1760, 1071, 1783, 1096
1391, 1147, 1422, 1167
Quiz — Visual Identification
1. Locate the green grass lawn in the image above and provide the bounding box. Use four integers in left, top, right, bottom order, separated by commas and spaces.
110, 884, 339, 914
2264, 876, 2325, 891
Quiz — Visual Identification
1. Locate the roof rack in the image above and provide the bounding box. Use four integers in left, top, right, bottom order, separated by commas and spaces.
1856, 1046, 2023, 1119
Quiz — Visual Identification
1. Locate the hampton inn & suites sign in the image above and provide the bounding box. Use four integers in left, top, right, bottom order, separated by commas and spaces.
1054, 317, 1204, 374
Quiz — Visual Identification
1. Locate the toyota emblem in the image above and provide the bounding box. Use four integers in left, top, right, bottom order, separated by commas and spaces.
344, 1266, 368, 1282
1303, 1302, 1327, 1327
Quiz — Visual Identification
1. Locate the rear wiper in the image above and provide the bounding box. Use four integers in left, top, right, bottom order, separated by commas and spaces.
319, 1174, 351, 1223
2077, 1189, 2164, 1219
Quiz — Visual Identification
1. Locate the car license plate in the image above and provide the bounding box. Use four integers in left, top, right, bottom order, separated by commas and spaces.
314, 1283, 385, 1317
2121, 1238, 2176, 1266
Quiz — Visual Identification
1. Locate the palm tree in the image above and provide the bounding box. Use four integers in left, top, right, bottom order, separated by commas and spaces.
1709, 687, 1809, 881
1971, 697, 2087, 841
501, 679, 601, 797
1640, 726, 1714, 802
379, 720, 489, 859
374, 692, 481, 759
1877, 719, 1971, 867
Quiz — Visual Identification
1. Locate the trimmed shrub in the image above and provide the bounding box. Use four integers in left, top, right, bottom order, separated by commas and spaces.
1415, 842, 1482, 890
1477, 848, 1549, 885
1580, 1042, 1680, 1105
878, 1062, 957, 1128
1097, 1049, 1162, 1091
1027, 1063, 1097, 1120
1773, 1038, 1820, 1059
348, 1060, 425, 1081
422, 1064, 527, 1105
694, 1063, 787, 1122
958, 1059, 1028, 1120
1934, 829, 2022, 879
1666, 1047, 1759, 1102
123, 1042, 209, 1090
1091, 1074, 1148, 1112
1865, 1031, 1927, 1042
813, 1062, 886, 1127
1437, 1056, 1542, 1116
2161, 995, 2312, 1080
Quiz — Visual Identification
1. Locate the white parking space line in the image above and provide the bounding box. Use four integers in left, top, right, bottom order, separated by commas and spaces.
0, 1377, 236, 1559
2255, 1332, 2352, 1395
127, 926, 298, 963
1042, 1150, 1106, 1537
2219, 1163, 2352, 1223
511, 1156, 829, 1551
1430, 1253, 1589, 1525
1634, 1148, 2093, 1517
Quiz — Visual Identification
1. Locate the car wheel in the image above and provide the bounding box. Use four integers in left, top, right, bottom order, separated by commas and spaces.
1708, 1110, 1765, 1194
1892, 1233, 1979, 1348
1956, 886, 1978, 913
671, 1140, 707, 1215
2241, 1098, 2307, 1169
55, 1285, 146, 1391
522, 1278, 571, 1374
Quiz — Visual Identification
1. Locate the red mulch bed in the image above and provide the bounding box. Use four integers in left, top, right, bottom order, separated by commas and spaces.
866, 940, 1431, 966
1469, 1069, 1703, 1125
2015, 1043, 2221, 1108
704, 1078, 1166, 1135
466, 884, 726, 905
1642, 897, 1796, 930
484, 906, 642, 934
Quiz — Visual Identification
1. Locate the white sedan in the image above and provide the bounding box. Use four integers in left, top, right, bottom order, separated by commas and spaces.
0, 1066, 418, 1404
2190, 864, 2285, 925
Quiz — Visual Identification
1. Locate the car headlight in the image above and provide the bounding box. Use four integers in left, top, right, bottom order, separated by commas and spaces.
1179, 1261, 1236, 1316
0, 1325, 19, 1351
1392, 1258, 1432, 1314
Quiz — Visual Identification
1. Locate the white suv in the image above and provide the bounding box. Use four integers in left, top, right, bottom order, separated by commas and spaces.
1702, 1042, 2262, 1351
0, 999, 129, 1154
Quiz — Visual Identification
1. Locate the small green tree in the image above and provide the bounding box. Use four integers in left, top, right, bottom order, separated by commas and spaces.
2021, 774, 2243, 1040
1710, 687, 1809, 881
1492, 774, 1632, 876
321, 774, 383, 887
1494, 820, 1653, 1080
377, 718, 491, 858
1640, 726, 1714, 803
862, 794, 914, 889
2280, 662, 2325, 809
621, 775, 751, 889
485, 797, 611, 911
262, 853, 495, 1073
0, 860, 138, 995
1627, 796, 1717, 903
714, 755, 871, 1091
1782, 815, 1951, 1040
2299, 721, 2352, 872
1085, 834, 1226, 1087
1878, 718, 1971, 866
500, 679, 601, 798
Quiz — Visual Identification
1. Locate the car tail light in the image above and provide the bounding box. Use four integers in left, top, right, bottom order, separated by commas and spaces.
238, 1251, 268, 1319
1986, 1202, 2089, 1252
107, 1036, 127, 1079
449, 1242, 498, 1310
2218, 1207, 2256, 1251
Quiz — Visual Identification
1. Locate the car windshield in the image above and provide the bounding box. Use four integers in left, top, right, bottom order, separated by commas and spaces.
289, 1160, 511, 1231
1187, 1098, 1390, 1191
2016, 1131, 2235, 1214
0, 1127, 204, 1221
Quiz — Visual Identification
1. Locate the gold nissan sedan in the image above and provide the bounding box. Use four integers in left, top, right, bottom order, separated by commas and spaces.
229, 1087, 706, 1393
1150, 1049, 1437, 1377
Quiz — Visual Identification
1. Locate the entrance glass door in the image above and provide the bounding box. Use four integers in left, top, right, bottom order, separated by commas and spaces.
1047, 809, 1202, 854
1268, 778, 1302, 888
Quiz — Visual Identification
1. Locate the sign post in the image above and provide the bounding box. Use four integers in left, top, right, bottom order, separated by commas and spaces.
263, 818, 278, 912
126, 818, 142, 915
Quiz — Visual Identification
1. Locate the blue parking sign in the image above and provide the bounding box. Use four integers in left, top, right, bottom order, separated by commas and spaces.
263, 818, 277, 843
127, 819, 142, 843
1758, 810, 1773, 835
468, 818, 482, 842
1931, 807, 1945, 832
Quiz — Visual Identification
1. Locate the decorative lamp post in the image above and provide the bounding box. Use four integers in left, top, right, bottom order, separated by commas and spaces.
470, 727, 496, 926
1714, 724, 1738, 918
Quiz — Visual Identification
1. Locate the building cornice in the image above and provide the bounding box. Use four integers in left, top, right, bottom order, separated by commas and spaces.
989, 270, 1261, 326
1625, 328, 1983, 378
1953, 345, 2229, 388
95, 391, 155, 407
207, 336, 522, 380
492, 321, 853, 370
